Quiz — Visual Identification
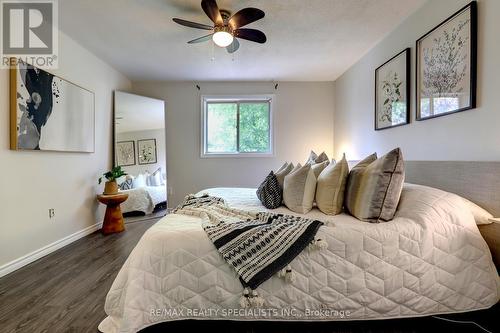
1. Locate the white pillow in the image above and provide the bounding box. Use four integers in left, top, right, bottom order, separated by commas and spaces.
462, 198, 493, 225
149, 168, 163, 186
149, 173, 160, 186
133, 173, 147, 188
283, 164, 317, 214
115, 175, 127, 186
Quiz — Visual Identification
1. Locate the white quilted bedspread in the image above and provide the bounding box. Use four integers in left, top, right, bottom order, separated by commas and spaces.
99, 184, 499, 333
120, 186, 167, 214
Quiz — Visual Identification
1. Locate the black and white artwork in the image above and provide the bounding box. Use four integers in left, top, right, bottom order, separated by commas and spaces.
416, 2, 477, 120
116, 141, 136, 166
138, 139, 157, 165
375, 48, 410, 130
11, 60, 95, 152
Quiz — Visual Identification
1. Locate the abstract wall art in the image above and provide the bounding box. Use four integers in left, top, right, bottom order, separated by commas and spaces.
10, 59, 95, 152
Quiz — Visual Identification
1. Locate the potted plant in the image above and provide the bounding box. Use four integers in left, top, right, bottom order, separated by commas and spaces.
98, 166, 127, 195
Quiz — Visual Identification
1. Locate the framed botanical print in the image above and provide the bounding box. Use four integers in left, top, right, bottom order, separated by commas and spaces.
416, 1, 477, 120
138, 139, 157, 165
116, 141, 135, 166
375, 48, 410, 130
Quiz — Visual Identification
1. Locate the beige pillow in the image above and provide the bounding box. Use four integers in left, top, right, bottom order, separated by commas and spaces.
290, 163, 302, 173
275, 162, 294, 188
316, 154, 349, 215
315, 152, 329, 163
306, 151, 329, 165
283, 164, 317, 214
306, 151, 318, 164
276, 162, 288, 173
345, 148, 405, 222
311, 160, 329, 178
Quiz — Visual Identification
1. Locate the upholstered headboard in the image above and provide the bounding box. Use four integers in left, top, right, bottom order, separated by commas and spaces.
405, 161, 500, 217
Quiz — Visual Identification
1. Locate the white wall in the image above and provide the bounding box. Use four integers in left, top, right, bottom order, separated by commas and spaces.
116, 128, 166, 177
0, 31, 130, 272
333, 0, 500, 161
131, 81, 335, 206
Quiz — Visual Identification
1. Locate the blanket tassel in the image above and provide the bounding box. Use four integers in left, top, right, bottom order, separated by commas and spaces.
278, 265, 296, 283
239, 288, 265, 308
309, 238, 328, 251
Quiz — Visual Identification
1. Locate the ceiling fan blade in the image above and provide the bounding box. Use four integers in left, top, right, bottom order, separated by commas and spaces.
228, 8, 265, 29
234, 29, 267, 44
201, 0, 223, 25
188, 34, 214, 44
226, 38, 240, 53
173, 18, 213, 30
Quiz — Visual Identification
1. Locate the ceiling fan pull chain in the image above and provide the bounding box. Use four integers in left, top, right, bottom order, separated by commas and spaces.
210, 41, 215, 62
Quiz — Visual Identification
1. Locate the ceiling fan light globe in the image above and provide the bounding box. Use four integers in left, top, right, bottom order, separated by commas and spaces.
212, 31, 234, 47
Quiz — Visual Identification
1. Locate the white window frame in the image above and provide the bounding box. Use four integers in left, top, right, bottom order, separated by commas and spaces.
201, 95, 275, 158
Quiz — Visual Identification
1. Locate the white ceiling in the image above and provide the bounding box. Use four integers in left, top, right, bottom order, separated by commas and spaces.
115, 92, 165, 133
59, 0, 426, 81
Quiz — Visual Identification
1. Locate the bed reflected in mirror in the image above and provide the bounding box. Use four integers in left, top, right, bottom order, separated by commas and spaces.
114, 91, 167, 222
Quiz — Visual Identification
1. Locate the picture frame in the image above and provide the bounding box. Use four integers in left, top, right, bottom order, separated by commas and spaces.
138, 139, 157, 165
10, 58, 95, 152
416, 1, 477, 121
116, 141, 136, 166
375, 48, 411, 130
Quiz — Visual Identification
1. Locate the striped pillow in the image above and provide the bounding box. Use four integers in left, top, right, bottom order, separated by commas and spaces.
315, 154, 349, 215
345, 148, 405, 222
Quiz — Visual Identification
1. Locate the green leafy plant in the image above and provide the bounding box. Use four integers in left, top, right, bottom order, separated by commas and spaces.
98, 166, 127, 184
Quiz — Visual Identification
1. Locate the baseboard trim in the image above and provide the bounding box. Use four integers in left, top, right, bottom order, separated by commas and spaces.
0, 222, 102, 278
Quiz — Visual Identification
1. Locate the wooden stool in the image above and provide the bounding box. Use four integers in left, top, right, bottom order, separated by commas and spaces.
97, 193, 129, 235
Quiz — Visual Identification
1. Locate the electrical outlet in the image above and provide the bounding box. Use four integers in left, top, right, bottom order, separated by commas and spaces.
48, 208, 55, 219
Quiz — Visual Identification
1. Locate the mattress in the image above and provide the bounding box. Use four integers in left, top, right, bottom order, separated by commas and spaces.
99, 184, 500, 333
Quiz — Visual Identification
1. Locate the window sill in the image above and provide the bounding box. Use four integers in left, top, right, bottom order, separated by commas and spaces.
200, 152, 274, 158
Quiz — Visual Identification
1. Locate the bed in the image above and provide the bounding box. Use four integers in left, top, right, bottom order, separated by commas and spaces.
98, 183, 500, 333
119, 185, 167, 215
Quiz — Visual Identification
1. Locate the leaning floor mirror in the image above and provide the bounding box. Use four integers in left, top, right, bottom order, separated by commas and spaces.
114, 91, 167, 222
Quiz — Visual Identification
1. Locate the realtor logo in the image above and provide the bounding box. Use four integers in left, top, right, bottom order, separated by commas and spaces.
1, 0, 58, 68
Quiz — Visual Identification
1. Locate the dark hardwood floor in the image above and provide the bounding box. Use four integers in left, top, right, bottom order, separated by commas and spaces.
0, 218, 158, 333
0, 217, 498, 333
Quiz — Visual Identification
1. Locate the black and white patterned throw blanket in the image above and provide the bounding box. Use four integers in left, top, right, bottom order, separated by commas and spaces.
174, 194, 324, 291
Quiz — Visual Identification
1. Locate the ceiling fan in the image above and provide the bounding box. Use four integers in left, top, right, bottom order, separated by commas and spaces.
172, 0, 266, 54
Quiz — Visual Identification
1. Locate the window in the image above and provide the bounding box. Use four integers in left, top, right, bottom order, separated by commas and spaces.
201, 95, 273, 157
